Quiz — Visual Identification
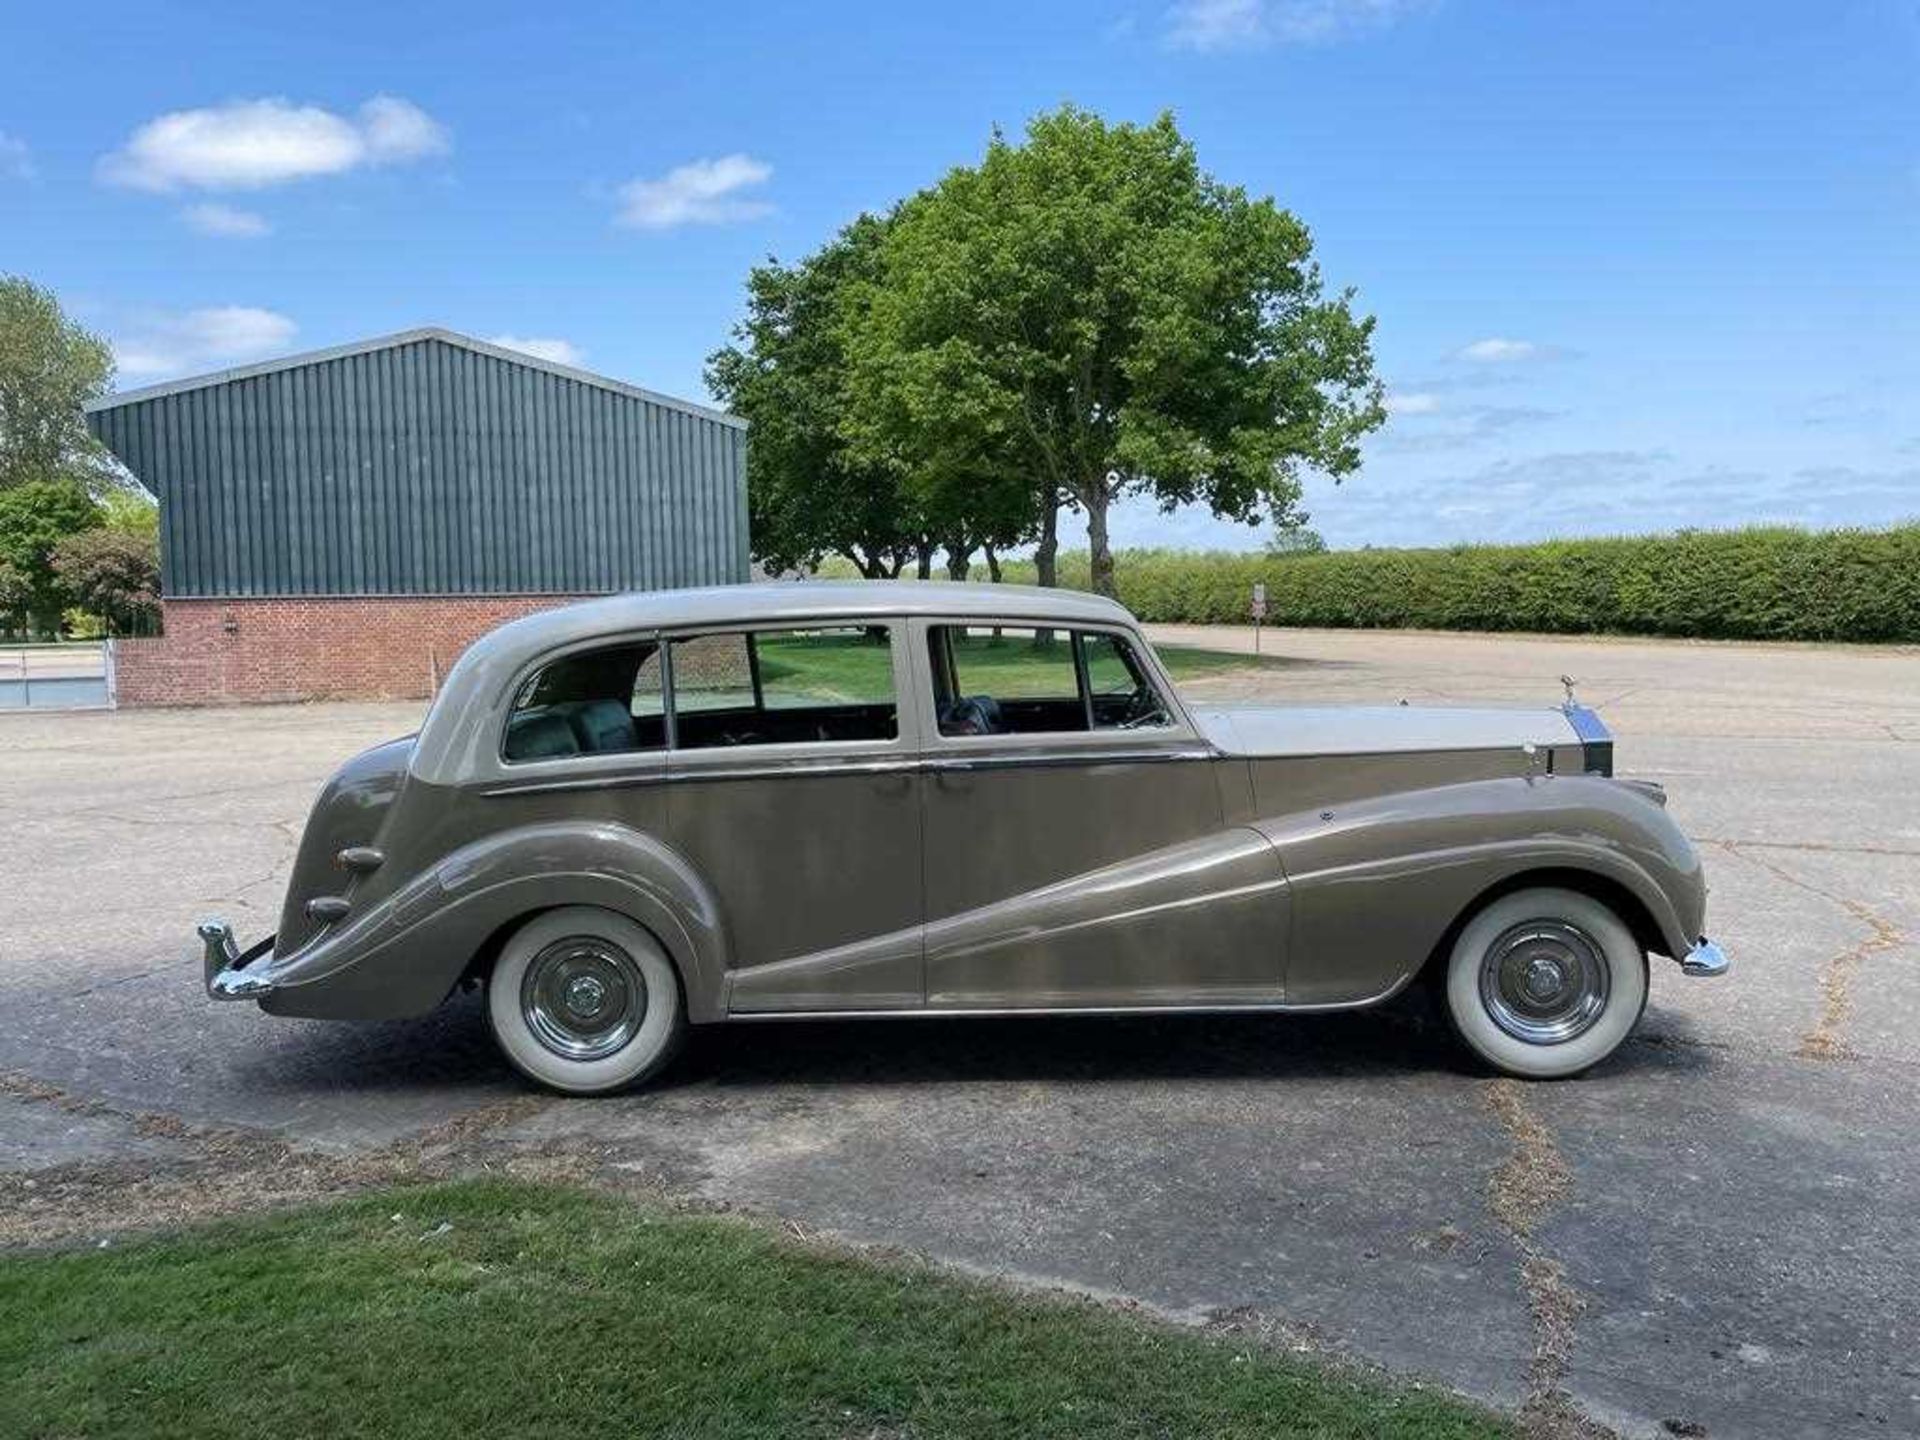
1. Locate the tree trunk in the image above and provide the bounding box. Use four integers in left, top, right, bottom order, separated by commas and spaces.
984, 545, 1002, 584
1085, 482, 1116, 599
915, 540, 933, 580
944, 543, 971, 581
1034, 498, 1059, 588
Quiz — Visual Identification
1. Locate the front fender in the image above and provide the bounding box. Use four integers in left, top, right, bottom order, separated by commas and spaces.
258, 821, 731, 1022
1254, 775, 1705, 1006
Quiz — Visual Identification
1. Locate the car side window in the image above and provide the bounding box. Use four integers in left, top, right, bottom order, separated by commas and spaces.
669, 632, 756, 715
1081, 632, 1172, 731
931, 626, 1085, 737
503, 638, 666, 761
929, 625, 1172, 737
668, 626, 897, 749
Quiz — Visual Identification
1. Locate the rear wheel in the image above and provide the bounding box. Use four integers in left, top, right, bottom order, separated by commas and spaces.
486, 906, 685, 1095
1443, 887, 1647, 1078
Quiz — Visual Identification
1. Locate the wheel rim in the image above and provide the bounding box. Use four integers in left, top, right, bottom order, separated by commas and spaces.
1477, 919, 1611, 1046
520, 936, 649, 1061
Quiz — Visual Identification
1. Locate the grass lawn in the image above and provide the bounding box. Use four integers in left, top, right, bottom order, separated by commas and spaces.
0, 1180, 1512, 1440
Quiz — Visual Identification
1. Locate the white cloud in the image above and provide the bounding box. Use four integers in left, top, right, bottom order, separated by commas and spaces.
98, 96, 448, 192
112, 306, 298, 380
1376, 401, 1558, 454
1385, 390, 1441, 415
1166, 0, 1267, 50
1453, 337, 1551, 363
615, 154, 773, 230
357, 96, 449, 163
180, 202, 271, 238
0, 132, 33, 181
1165, 0, 1422, 51
487, 335, 586, 367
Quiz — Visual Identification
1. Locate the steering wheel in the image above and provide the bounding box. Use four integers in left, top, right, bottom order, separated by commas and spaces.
1117, 688, 1168, 730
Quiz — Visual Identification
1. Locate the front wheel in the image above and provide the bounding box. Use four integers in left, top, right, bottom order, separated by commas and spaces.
1443, 887, 1647, 1079
486, 906, 686, 1095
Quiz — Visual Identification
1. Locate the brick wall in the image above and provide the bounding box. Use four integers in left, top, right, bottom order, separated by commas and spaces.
114, 595, 594, 707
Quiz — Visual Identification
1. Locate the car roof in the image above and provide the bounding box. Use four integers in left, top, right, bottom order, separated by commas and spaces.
411, 581, 1140, 785
496, 580, 1135, 640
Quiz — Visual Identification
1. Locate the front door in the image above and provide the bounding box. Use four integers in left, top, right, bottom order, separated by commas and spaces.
915, 620, 1288, 1009
662, 623, 925, 1013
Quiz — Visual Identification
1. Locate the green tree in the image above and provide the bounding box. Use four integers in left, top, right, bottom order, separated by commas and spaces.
0, 477, 103, 635
51, 526, 160, 634
1265, 524, 1328, 557
847, 106, 1386, 597
0, 274, 115, 492
99, 485, 160, 539
706, 216, 923, 579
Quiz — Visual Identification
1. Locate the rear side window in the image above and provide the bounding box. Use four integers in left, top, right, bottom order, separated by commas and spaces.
504, 639, 666, 761
669, 626, 897, 750
505, 626, 901, 762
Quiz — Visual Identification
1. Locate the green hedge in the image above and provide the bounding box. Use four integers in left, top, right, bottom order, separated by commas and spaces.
976, 525, 1920, 642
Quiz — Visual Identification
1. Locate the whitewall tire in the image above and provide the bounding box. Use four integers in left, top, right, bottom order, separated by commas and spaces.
486, 906, 685, 1095
1444, 887, 1647, 1079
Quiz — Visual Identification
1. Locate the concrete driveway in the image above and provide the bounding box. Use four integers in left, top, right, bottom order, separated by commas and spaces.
3, 625, 1917, 1439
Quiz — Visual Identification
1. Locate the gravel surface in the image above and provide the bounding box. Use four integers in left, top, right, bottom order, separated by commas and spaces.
4, 625, 1916, 1439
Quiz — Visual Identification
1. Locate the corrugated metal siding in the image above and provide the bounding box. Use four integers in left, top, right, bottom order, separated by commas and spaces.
89, 337, 749, 598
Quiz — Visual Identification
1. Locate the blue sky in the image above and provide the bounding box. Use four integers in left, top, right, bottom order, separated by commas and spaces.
3, 0, 1915, 551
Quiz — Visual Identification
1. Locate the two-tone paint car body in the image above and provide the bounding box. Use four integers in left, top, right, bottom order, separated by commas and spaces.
200, 582, 1727, 1090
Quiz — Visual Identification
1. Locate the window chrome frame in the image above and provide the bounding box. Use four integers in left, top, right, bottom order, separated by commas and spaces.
488, 616, 919, 787
908, 616, 1200, 760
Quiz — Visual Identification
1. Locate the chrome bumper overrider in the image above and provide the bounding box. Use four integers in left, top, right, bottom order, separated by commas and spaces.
199, 918, 278, 1001
1680, 938, 1731, 978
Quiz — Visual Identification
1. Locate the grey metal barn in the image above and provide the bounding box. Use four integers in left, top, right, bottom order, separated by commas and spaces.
88, 328, 748, 598
84, 329, 750, 706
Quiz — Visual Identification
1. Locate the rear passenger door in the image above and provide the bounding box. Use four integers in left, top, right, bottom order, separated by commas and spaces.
663, 623, 926, 1014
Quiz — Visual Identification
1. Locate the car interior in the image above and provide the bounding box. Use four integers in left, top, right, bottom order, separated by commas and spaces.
501, 623, 1172, 761
503, 642, 666, 760
502, 630, 898, 761
928, 626, 1171, 737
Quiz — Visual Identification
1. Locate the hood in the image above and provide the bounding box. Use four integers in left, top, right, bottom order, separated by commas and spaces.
1189, 703, 1585, 760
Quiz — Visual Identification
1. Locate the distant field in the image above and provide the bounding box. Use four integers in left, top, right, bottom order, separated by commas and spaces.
814, 523, 1920, 642
750, 629, 1274, 704
0, 1180, 1511, 1440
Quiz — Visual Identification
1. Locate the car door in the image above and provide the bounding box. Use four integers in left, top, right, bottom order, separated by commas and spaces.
913, 617, 1288, 1009
663, 621, 925, 1014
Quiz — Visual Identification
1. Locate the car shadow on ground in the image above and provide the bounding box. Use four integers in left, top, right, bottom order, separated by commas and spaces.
222, 984, 1705, 1101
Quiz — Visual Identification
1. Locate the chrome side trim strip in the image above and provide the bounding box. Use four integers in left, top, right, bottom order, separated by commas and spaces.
481, 755, 921, 796
919, 746, 1218, 775
727, 985, 1413, 1023
480, 747, 1221, 796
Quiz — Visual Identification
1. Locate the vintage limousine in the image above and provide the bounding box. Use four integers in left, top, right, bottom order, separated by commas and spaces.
199, 582, 1727, 1093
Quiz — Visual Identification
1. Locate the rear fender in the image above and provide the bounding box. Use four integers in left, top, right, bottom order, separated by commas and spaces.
259, 821, 729, 1022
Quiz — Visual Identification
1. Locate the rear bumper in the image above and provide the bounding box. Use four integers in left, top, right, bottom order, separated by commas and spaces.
198, 918, 278, 1001
1680, 937, 1730, 978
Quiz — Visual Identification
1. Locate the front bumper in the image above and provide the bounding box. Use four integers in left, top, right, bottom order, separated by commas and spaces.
198, 918, 278, 1001
1680, 937, 1731, 978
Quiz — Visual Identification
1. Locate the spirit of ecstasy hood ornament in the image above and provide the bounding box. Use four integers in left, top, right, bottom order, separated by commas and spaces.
1560, 674, 1578, 707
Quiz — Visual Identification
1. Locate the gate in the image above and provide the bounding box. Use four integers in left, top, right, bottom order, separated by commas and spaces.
0, 641, 113, 710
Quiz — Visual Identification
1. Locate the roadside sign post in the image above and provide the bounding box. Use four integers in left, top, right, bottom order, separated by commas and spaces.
1251, 582, 1268, 655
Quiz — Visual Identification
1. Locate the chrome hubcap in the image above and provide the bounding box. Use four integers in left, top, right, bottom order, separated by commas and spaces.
521, 937, 647, 1061
1479, 920, 1610, 1045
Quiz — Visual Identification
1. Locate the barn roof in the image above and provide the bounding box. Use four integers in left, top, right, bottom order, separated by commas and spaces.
86, 326, 746, 430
